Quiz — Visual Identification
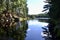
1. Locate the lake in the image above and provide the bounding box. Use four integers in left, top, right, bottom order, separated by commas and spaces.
25, 20, 51, 40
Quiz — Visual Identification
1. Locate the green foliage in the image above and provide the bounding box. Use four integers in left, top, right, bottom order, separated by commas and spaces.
0, 0, 28, 40
45, 0, 60, 38
0, 0, 28, 16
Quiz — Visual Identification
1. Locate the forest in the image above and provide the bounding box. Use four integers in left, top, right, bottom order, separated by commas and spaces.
0, 0, 28, 40
0, 0, 60, 40
43, 0, 60, 39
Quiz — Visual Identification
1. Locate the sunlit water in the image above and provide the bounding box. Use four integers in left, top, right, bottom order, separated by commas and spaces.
25, 20, 49, 40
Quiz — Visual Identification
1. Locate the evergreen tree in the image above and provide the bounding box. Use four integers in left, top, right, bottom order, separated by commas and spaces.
43, 0, 60, 39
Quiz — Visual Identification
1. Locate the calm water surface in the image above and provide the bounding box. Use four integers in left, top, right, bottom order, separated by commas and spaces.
25, 20, 49, 40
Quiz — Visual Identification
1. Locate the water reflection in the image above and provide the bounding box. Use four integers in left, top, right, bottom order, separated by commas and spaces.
25, 20, 52, 40
0, 20, 28, 40
0, 19, 53, 40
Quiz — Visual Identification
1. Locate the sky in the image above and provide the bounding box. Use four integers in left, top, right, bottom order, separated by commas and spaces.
27, 0, 48, 15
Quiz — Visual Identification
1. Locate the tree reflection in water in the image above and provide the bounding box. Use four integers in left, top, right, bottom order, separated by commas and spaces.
38, 19, 53, 40
0, 19, 28, 40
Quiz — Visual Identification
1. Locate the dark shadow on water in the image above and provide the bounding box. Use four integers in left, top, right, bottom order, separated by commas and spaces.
38, 19, 53, 40
0, 18, 57, 40
0, 20, 28, 40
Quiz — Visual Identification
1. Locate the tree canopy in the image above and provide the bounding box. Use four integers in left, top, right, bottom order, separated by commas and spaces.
43, 0, 60, 39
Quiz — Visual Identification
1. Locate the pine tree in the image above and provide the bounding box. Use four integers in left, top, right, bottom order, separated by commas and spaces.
43, 0, 60, 39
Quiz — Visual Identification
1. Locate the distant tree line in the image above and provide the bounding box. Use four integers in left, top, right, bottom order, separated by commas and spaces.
28, 13, 49, 19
